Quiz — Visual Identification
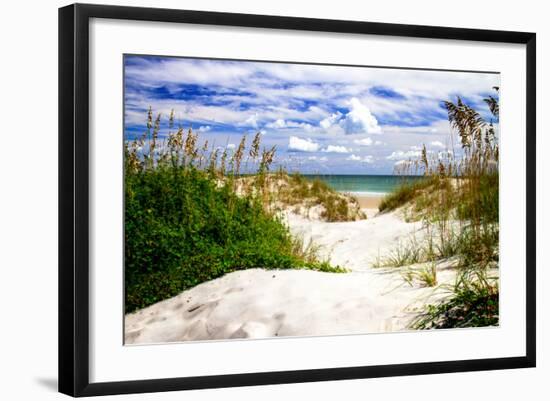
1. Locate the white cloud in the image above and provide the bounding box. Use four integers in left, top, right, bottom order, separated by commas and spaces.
318, 111, 346, 135
266, 119, 315, 132
319, 101, 383, 136
323, 145, 351, 153
316, 98, 383, 136
343, 98, 382, 135
346, 154, 362, 161
320, 112, 342, 129
198, 125, 211, 132
363, 155, 374, 164
266, 118, 287, 129
290, 122, 315, 131
386, 150, 421, 160
354, 137, 373, 146
374, 140, 384, 146
244, 113, 259, 128
226, 143, 236, 150
430, 140, 446, 149
307, 156, 328, 162
348, 154, 375, 163
288, 136, 320, 152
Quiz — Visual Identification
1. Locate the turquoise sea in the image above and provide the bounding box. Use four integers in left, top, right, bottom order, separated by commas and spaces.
302, 175, 424, 195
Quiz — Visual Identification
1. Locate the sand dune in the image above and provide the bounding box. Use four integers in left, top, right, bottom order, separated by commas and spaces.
125, 207, 461, 345
284, 207, 424, 272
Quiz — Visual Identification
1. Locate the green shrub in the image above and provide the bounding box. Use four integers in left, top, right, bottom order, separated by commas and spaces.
125, 166, 343, 313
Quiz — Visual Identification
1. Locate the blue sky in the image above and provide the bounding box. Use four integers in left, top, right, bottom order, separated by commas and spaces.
124, 55, 499, 174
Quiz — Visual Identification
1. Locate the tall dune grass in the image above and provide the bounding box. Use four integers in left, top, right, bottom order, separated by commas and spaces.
378, 89, 500, 328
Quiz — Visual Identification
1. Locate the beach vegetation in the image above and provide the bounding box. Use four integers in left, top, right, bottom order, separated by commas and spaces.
124, 111, 344, 313
380, 238, 424, 267
378, 176, 440, 213
412, 268, 499, 329
377, 88, 500, 328
417, 263, 438, 288
253, 172, 366, 222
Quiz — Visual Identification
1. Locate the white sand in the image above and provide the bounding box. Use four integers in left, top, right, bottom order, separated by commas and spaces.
284, 208, 426, 272
125, 208, 465, 344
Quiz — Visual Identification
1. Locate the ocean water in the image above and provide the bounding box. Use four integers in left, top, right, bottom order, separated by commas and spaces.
302, 175, 423, 195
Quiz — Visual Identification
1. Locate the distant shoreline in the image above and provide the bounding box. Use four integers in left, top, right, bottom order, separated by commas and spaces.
300, 174, 421, 197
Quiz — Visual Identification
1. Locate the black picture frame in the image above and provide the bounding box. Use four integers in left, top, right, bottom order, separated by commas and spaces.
59, 3, 536, 397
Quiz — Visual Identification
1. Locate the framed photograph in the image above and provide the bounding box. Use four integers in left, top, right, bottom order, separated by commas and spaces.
59, 3, 536, 397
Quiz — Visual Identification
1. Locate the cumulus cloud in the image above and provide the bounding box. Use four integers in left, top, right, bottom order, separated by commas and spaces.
354, 137, 373, 146
323, 145, 351, 153
343, 98, 382, 135
320, 112, 343, 129
266, 119, 287, 129
386, 150, 421, 160
198, 125, 211, 132
318, 112, 345, 135
288, 136, 320, 152
265, 119, 315, 133
318, 99, 382, 136
347, 154, 362, 161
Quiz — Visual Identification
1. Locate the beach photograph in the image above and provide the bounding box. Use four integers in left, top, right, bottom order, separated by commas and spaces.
123, 55, 500, 344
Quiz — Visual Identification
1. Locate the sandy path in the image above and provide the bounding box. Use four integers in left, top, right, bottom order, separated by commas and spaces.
285, 208, 425, 272
125, 209, 459, 344
354, 194, 385, 209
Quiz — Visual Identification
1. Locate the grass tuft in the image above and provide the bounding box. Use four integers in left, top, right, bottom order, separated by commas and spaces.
412, 269, 498, 329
